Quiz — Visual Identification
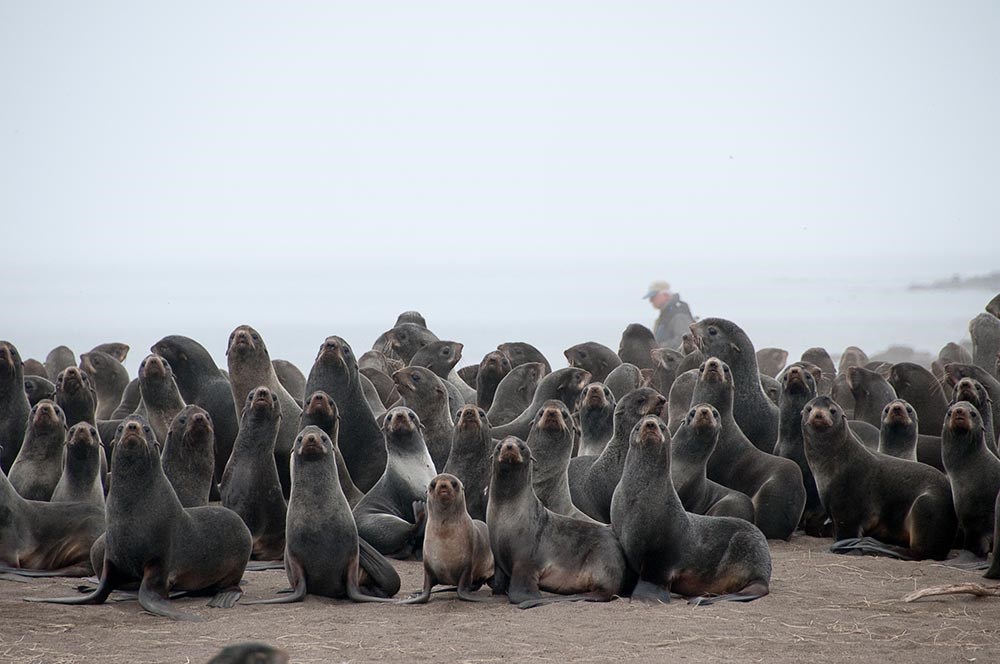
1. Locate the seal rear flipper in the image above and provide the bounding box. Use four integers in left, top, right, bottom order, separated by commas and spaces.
245, 559, 285, 571
456, 571, 493, 602
347, 557, 395, 603
516, 591, 616, 610
244, 555, 307, 605
359, 538, 401, 597
688, 581, 770, 606
137, 565, 204, 621
941, 550, 990, 571
25, 558, 121, 605
0, 564, 92, 578
628, 579, 673, 604
206, 586, 243, 608
830, 537, 914, 560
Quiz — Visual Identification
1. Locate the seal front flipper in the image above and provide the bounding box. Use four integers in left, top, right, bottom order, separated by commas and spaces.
830, 537, 914, 560
244, 555, 307, 605
25, 559, 122, 605
138, 564, 204, 621
505, 563, 542, 605
358, 538, 401, 598
398, 572, 434, 605
629, 579, 672, 604
517, 591, 615, 609
346, 555, 395, 603
456, 570, 493, 603
206, 586, 243, 609
687, 581, 770, 606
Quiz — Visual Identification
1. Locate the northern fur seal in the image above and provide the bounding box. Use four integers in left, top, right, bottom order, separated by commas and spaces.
878, 400, 919, 461
443, 405, 493, 521
888, 362, 948, 436
944, 363, 1000, 442
618, 323, 657, 370
802, 347, 836, 395
410, 340, 477, 406
401, 473, 494, 603
54, 366, 97, 427
110, 378, 140, 420
9, 400, 67, 501
671, 405, 755, 523
492, 367, 591, 441
755, 348, 788, 378
604, 363, 643, 401
576, 382, 615, 457
304, 336, 385, 492
29, 415, 252, 619
44, 346, 76, 382
298, 391, 364, 508
941, 402, 1000, 558
568, 387, 666, 523
487, 437, 631, 608
393, 367, 454, 472
90, 342, 129, 363
475, 351, 511, 411
988, 293, 1000, 319
353, 407, 436, 559
22, 358, 48, 378
226, 325, 300, 495
152, 335, 239, 488
847, 366, 897, 428
690, 358, 805, 540
952, 377, 998, 456
486, 362, 544, 426
971, 313, 1000, 376
161, 405, 215, 508
690, 319, 779, 451
838, 346, 869, 374
497, 341, 551, 375
565, 342, 622, 383
246, 427, 399, 604
79, 351, 129, 421
526, 400, 589, 519
134, 354, 186, 446
221, 387, 287, 561
271, 359, 306, 403
646, 347, 684, 397
612, 415, 771, 605
51, 422, 105, 509
666, 369, 699, 435
802, 396, 956, 560
380, 323, 439, 364
772, 365, 826, 536
208, 643, 289, 664
23, 375, 55, 407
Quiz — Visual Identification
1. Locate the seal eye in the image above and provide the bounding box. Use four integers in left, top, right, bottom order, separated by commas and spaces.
117, 424, 124, 433
688, 409, 696, 418
723, 366, 730, 373
829, 408, 837, 416
90, 427, 97, 436
708, 327, 718, 336
412, 373, 420, 383
478, 409, 486, 418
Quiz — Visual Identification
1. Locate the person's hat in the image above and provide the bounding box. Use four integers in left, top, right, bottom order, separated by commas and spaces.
642, 280, 671, 299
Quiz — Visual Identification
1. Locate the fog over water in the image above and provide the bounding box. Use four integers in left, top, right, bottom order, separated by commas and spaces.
2, 3, 997, 376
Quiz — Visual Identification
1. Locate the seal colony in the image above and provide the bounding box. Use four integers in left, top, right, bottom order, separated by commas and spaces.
5, 293, 1000, 618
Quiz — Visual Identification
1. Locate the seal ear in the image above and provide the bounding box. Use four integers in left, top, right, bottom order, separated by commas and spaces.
153, 441, 162, 454
729, 342, 741, 354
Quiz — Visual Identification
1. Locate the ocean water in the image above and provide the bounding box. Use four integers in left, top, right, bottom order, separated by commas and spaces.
1, 254, 995, 378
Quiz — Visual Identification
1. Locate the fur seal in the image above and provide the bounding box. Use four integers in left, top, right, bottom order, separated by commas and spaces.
401, 473, 493, 603
79, 351, 129, 420
485, 362, 544, 426
877, 399, 919, 461
971, 312, 1000, 376
353, 407, 436, 559
690, 357, 805, 540
271, 359, 306, 403
297, 390, 364, 507
847, 366, 897, 428
9, 399, 68, 501
361, 366, 399, 407
940, 342, 973, 367
208, 643, 289, 664
161, 405, 215, 508
409, 340, 462, 378
604, 363, 643, 401
802, 347, 836, 394
952, 377, 998, 456
802, 396, 956, 560
90, 342, 129, 362
526, 400, 589, 519
576, 382, 615, 457
44, 346, 76, 382
457, 364, 479, 387
359, 349, 404, 376
110, 378, 141, 420
380, 323, 439, 364
689, 319, 779, 452
666, 369, 700, 434
671, 405, 755, 523
492, 367, 591, 441
772, 364, 827, 535
612, 415, 771, 605
51, 422, 105, 509
132, 354, 186, 447
760, 374, 781, 405
565, 342, 622, 383
646, 347, 684, 397
838, 346, 869, 374
396, 310, 428, 327
22, 358, 48, 378
304, 336, 385, 492
220, 387, 287, 561
29, 415, 252, 619
498, 341, 551, 375
831, 372, 856, 419
941, 402, 1000, 558
55, 366, 97, 427
475, 351, 511, 411
568, 387, 666, 523
443, 405, 493, 521
226, 326, 300, 495
487, 437, 630, 608
755, 348, 788, 378
944, 363, 1000, 441
151, 335, 240, 489
987, 293, 1000, 318
618, 323, 657, 370
888, 362, 949, 435
393, 367, 454, 472
24, 375, 55, 407
246, 426, 399, 604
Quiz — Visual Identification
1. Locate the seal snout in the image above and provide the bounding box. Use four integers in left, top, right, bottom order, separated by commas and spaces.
33, 399, 60, 426
636, 415, 665, 445
141, 354, 168, 379
429, 473, 461, 503
701, 358, 725, 383
947, 403, 975, 433
583, 383, 608, 407
690, 404, 716, 428
68, 423, 98, 447
249, 386, 276, 412
497, 437, 525, 464
298, 431, 327, 457
60, 366, 84, 392
386, 407, 419, 433
457, 405, 483, 430
538, 405, 567, 431
645, 393, 668, 417
883, 400, 912, 426
188, 409, 213, 433
319, 336, 345, 362
805, 406, 833, 431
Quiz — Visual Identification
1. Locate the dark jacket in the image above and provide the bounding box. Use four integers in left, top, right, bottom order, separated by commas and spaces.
653, 294, 695, 348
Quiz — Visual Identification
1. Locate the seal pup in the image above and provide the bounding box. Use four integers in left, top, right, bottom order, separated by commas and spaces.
401, 473, 493, 604
152, 335, 239, 488
944, 363, 1000, 442
878, 400, 919, 461
941, 402, 1000, 558
220, 387, 287, 561
889, 362, 948, 436
353, 407, 436, 559
487, 437, 630, 608
380, 323, 439, 364
475, 351, 511, 411
161, 405, 216, 508
618, 323, 657, 370
689, 319, 779, 451
646, 347, 684, 398
304, 336, 385, 492
568, 387, 667, 523
604, 363, 643, 401
802, 396, 956, 560
760, 374, 781, 405
28, 415, 252, 619
565, 342, 622, 383
671, 405, 755, 523
133, 354, 186, 446
443, 405, 493, 521
298, 391, 364, 507
246, 427, 399, 604
755, 348, 788, 378
271, 359, 306, 403
492, 367, 591, 441
22, 358, 48, 378
802, 347, 836, 395
838, 346, 869, 374
393, 367, 454, 472
497, 341, 551, 375
772, 365, 826, 535
690, 357, 805, 540
409, 339, 465, 382
486, 362, 544, 426
971, 313, 1000, 376
44, 346, 76, 382
79, 351, 129, 420
576, 382, 615, 457
952, 377, 998, 457
527, 400, 590, 519
226, 325, 300, 495
612, 415, 771, 605
54, 366, 97, 428
847, 366, 897, 428
24, 375, 56, 407
51, 422, 105, 509
9, 400, 68, 501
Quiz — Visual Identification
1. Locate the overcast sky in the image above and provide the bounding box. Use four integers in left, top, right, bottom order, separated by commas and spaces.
1, 2, 997, 371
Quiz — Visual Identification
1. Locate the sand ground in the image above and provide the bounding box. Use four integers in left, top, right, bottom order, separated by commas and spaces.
2, 536, 1000, 663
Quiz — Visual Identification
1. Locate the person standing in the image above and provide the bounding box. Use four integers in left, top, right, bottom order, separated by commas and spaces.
643, 280, 695, 348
